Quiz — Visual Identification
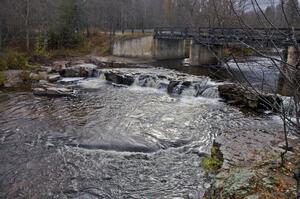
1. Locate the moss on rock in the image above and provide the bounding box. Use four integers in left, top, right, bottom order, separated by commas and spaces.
202, 141, 224, 172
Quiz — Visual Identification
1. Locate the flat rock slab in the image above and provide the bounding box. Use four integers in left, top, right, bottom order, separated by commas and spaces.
58, 77, 85, 84
48, 74, 61, 83
33, 87, 75, 97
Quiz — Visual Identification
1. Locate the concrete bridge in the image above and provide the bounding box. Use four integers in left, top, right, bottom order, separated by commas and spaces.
112, 27, 300, 65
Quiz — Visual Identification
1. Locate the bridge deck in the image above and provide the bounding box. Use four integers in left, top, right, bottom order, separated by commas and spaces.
153, 27, 300, 47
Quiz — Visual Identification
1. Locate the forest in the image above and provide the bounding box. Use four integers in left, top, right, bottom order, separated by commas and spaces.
1, 0, 300, 51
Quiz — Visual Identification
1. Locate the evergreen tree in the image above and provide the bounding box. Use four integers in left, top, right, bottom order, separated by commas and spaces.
48, 0, 83, 49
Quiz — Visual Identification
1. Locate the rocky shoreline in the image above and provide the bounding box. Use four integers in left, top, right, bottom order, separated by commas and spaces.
0, 56, 283, 112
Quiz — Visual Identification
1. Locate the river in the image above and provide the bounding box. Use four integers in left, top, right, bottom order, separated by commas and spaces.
0, 61, 283, 198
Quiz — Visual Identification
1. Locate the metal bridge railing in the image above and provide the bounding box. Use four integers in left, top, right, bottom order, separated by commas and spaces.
153, 27, 300, 46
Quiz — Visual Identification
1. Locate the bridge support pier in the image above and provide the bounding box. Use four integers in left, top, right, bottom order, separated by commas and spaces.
278, 45, 300, 96
152, 38, 186, 60
189, 40, 223, 66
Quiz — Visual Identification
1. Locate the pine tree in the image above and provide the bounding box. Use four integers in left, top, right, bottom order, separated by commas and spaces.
48, 0, 83, 49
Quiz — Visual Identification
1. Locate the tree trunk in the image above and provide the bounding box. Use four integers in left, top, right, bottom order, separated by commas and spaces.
86, 25, 90, 38
25, 0, 30, 51
0, 26, 2, 50
295, 161, 300, 199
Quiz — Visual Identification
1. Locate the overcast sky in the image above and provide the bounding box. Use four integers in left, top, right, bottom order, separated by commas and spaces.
248, 0, 299, 10
258, 0, 300, 8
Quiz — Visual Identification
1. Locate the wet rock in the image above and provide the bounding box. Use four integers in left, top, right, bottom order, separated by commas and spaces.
60, 64, 98, 77
167, 80, 194, 95
137, 75, 154, 87
167, 81, 182, 95
182, 81, 192, 87
105, 71, 134, 86
48, 74, 61, 83
33, 87, 75, 97
218, 84, 282, 111
194, 83, 215, 97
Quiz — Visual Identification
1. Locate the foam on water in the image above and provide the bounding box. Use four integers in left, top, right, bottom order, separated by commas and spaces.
78, 78, 107, 89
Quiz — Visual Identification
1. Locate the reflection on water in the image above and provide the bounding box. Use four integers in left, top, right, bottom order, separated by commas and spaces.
0, 67, 282, 198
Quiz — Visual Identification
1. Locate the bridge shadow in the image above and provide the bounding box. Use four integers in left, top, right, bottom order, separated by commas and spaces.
151, 59, 231, 81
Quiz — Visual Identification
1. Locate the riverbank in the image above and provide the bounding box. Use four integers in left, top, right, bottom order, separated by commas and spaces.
204, 129, 300, 198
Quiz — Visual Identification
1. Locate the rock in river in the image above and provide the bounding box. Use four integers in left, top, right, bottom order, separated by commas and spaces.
33, 85, 75, 97
218, 84, 282, 111
104, 71, 135, 86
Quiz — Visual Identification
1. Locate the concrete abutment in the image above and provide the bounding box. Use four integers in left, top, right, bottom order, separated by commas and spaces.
189, 40, 223, 66
112, 36, 224, 66
112, 36, 186, 60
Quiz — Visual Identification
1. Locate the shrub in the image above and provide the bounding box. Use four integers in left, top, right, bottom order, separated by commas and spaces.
223, 47, 254, 58
47, 29, 61, 49
0, 57, 7, 71
47, 0, 83, 50
6, 50, 29, 70
47, 28, 83, 50
202, 142, 224, 172
0, 49, 29, 70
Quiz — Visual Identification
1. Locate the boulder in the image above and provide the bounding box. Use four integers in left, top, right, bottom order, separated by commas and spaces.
2, 70, 25, 88
60, 64, 98, 77
218, 84, 282, 111
104, 72, 134, 86
167, 81, 181, 95
52, 61, 68, 72
167, 81, 192, 95
38, 72, 48, 80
